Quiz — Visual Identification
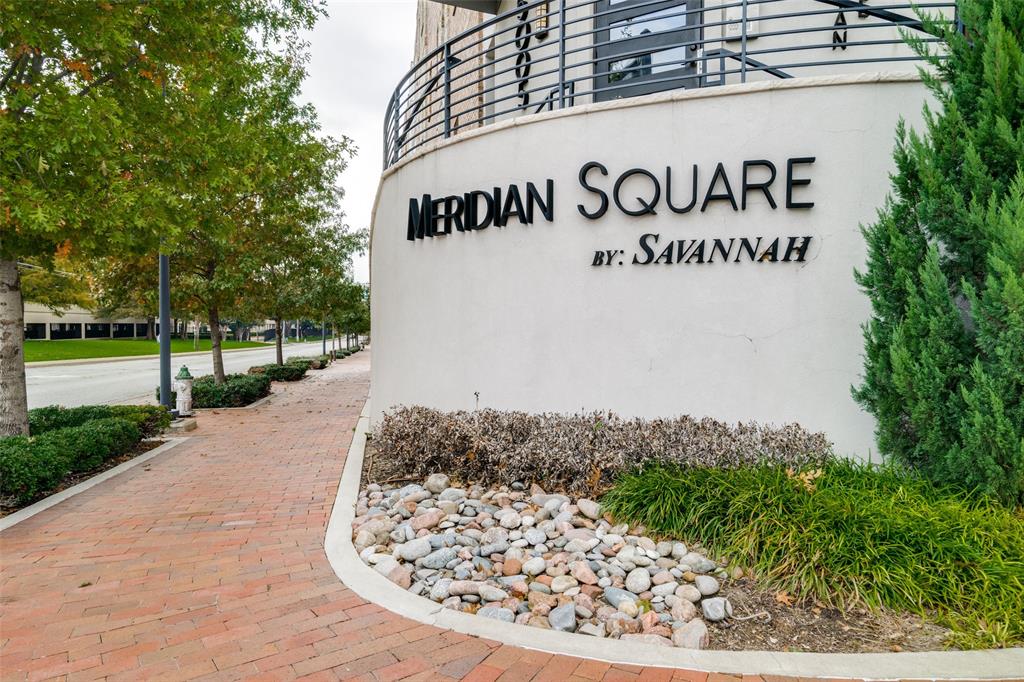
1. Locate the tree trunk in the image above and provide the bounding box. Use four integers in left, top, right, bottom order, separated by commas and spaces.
0, 259, 29, 436
275, 317, 283, 365
209, 306, 226, 384
146, 316, 156, 340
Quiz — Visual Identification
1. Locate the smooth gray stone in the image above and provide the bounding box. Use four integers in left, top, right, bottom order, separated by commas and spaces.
695, 575, 720, 596
477, 606, 515, 622
701, 597, 733, 622
419, 547, 457, 570
549, 603, 577, 632
602, 586, 638, 609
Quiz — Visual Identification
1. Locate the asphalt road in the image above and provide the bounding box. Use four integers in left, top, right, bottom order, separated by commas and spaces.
25, 341, 339, 409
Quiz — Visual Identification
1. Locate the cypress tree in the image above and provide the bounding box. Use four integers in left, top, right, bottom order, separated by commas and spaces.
854, 0, 1024, 505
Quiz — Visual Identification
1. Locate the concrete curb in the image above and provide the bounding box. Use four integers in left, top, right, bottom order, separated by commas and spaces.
323, 401, 1021, 680
0, 437, 190, 532
26, 341, 330, 368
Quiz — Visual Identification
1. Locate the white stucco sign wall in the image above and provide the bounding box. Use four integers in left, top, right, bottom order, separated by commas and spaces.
370, 74, 930, 457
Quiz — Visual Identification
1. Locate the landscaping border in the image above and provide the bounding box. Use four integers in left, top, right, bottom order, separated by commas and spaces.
323, 400, 1024, 680
0, 437, 190, 532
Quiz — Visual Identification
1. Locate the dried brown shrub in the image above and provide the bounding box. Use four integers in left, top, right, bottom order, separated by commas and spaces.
371, 406, 832, 495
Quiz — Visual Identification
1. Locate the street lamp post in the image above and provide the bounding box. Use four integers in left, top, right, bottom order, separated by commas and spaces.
158, 80, 173, 414
159, 253, 172, 411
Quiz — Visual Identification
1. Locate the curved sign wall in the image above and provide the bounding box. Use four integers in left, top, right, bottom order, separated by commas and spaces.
370, 75, 929, 457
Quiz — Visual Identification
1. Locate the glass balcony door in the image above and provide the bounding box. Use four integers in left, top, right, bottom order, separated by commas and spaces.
594, 0, 703, 101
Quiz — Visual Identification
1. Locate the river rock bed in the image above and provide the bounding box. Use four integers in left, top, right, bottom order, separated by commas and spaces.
352, 474, 737, 648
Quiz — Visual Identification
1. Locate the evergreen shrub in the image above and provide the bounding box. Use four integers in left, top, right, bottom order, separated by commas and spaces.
248, 363, 307, 382
29, 404, 171, 438
0, 417, 142, 504
855, 0, 1024, 505
193, 373, 271, 407
285, 357, 314, 372
602, 463, 1024, 648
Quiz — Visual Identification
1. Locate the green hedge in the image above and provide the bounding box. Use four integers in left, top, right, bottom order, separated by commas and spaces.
1, 417, 142, 504
289, 355, 331, 370
602, 462, 1024, 649
248, 363, 307, 382
194, 373, 271, 406
158, 373, 272, 408
29, 404, 171, 438
285, 357, 313, 372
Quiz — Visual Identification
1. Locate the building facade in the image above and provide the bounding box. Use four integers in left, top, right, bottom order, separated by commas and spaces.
370, 0, 954, 457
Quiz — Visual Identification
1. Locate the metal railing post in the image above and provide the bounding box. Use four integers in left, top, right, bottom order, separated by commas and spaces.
740, 0, 748, 83
443, 44, 452, 138
558, 0, 567, 109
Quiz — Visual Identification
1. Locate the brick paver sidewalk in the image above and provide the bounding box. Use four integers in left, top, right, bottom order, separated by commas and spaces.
1, 354, 720, 682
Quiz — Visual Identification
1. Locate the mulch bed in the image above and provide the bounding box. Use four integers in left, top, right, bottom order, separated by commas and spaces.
358, 439, 951, 654
709, 578, 948, 652
1, 439, 165, 518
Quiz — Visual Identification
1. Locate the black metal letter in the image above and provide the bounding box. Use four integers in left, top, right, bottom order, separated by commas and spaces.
783, 236, 813, 262
786, 157, 816, 209
632, 233, 659, 265
613, 168, 660, 216
407, 193, 432, 240
666, 165, 698, 214
526, 179, 554, 222
578, 161, 609, 219
700, 162, 738, 212
741, 160, 778, 210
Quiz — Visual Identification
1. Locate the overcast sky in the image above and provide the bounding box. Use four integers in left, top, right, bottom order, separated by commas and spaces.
299, 0, 419, 283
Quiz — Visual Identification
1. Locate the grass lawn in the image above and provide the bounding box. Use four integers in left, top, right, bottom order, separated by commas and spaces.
25, 338, 267, 363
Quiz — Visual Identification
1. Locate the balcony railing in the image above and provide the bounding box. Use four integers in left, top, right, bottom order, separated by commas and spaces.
383, 0, 956, 169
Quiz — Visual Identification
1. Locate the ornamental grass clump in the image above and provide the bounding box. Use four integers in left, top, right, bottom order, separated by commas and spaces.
601, 462, 1024, 649
371, 406, 831, 495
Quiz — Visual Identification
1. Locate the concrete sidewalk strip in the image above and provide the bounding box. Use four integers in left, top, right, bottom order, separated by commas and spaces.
0, 352, 1016, 681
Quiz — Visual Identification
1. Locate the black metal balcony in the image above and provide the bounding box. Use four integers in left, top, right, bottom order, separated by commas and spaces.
383, 0, 956, 169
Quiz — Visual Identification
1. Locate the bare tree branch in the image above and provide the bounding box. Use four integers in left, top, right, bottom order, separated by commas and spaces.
0, 53, 26, 91
77, 55, 140, 97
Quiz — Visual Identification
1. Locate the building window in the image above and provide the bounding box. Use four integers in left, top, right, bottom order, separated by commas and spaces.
84, 323, 111, 338
24, 323, 46, 340
113, 323, 135, 338
135, 323, 149, 338
50, 322, 82, 340
594, 0, 702, 102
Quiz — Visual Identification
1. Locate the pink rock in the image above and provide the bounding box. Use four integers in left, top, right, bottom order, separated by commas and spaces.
574, 593, 595, 612
640, 610, 660, 632
448, 580, 480, 596
387, 565, 412, 589
671, 599, 698, 622
652, 571, 674, 585
410, 509, 445, 531
570, 561, 599, 585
